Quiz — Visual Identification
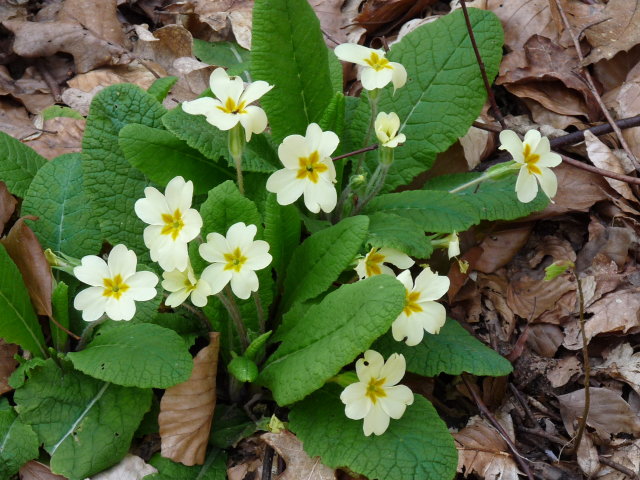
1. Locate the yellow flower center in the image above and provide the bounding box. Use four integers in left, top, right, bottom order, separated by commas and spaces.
364, 52, 392, 72
296, 151, 328, 184
224, 247, 248, 272
523, 143, 541, 175
103, 274, 130, 300
403, 290, 423, 316
217, 97, 247, 115
364, 249, 386, 277
183, 277, 197, 292
366, 376, 387, 404
161, 209, 185, 240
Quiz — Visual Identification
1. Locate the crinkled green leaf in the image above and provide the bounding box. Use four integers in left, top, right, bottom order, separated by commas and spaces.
263, 193, 301, 280
0, 245, 46, 358
425, 172, 549, 221
0, 131, 47, 197
162, 106, 278, 173
366, 212, 433, 258
289, 385, 457, 480
147, 76, 178, 102
118, 124, 232, 194
22, 153, 102, 258
200, 180, 262, 236
260, 275, 405, 405
376, 8, 503, 190
282, 216, 368, 310
0, 398, 39, 478
68, 323, 193, 388
14, 358, 152, 479
50, 281, 70, 352
82, 84, 166, 253
365, 190, 480, 233
193, 40, 250, 78
318, 92, 345, 137
144, 450, 227, 480
8, 357, 46, 389
374, 318, 512, 377
42, 105, 83, 120
251, 0, 334, 142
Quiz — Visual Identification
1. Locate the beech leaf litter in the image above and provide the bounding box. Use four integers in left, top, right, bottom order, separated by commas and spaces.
4, 0, 640, 478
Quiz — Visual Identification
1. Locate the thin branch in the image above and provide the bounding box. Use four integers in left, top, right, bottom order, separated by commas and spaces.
553, 0, 640, 170
599, 456, 640, 480
550, 114, 640, 149
332, 144, 379, 161
49, 315, 80, 341
462, 374, 535, 480
509, 384, 536, 428
560, 153, 640, 185
472, 121, 502, 133
572, 275, 590, 452
459, 0, 505, 128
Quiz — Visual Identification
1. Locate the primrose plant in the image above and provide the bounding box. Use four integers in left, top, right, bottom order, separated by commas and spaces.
0, 1, 565, 479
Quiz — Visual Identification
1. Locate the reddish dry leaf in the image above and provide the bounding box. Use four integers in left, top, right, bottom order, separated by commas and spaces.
447, 245, 483, 302
355, 0, 437, 36
474, 224, 534, 274
526, 323, 564, 358
455, 415, 520, 480
58, 0, 129, 48
159, 332, 219, 466
558, 387, 640, 439
25, 117, 85, 160
19, 461, 67, 480
261, 431, 336, 480
89, 454, 157, 479
0, 339, 18, 395
1, 217, 53, 317
0, 181, 17, 235
2, 19, 131, 74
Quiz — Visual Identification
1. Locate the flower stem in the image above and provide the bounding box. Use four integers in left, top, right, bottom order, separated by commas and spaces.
76, 316, 107, 351
355, 89, 379, 175
252, 291, 265, 333
354, 162, 391, 214
228, 125, 245, 195
217, 287, 249, 351
447, 174, 489, 194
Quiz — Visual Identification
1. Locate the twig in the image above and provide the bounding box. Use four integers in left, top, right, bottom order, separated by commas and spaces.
599, 456, 640, 480
550, 114, 640, 149
517, 425, 569, 446
459, 0, 505, 129
560, 153, 640, 184
572, 275, 590, 452
332, 144, 379, 161
179, 301, 213, 332
35, 59, 62, 102
462, 374, 535, 480
49, 315, 80, 341
472, 121, 502, 133
553, 0, 640, 170
261, 445, 275, 480
509, 384, 536, 428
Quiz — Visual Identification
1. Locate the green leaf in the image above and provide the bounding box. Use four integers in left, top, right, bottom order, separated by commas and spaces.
144, 450, 227, 480
0, 245, 47, 358
425, 172, 549, 221
366, 212, 433, 258
318, 92, 345, 136
15, 358, 152, 479
377, 8, 503, 190
0, 398, 39, 478
193, 40, 250, 78
263, 194, 301, 280
8, 357, 46, 389
22, 153, 102, 258
228, 356, 258, 382
374, 318, 512, 377
82, 84, 166, 253
200, 180, 262, 236
282, 216, 368, 310
147, 76, 178, 102
42, 105, 83, 120
50, 281, 70, 351
259, 275, 405, 405
289, 385, 458, 480
162, 106, 278, 173
251, 0, 334, 142
68, 323, 193, 388
365, 190, 480, 233
209, 404, 257, 448
0, 131, 47, 197
119, 124, 232, 194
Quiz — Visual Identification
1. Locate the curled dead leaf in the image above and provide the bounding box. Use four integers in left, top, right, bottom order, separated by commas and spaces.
19, 461, 67, 480
159, 332, 219, 466
584, 131, 637, 202
89, 454, 157, 479
1, 216, 53, 317
595, 343, 640, 397
0, 339, 18, 396
261, 431, 336, 480
58, 0, 129, 48
0, 181, 17, 235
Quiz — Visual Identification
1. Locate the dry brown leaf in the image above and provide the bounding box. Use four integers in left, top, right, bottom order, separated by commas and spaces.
558, 387, 640, 439
134, 25, 193, 73
595, 343, 640, 397
3, 19, 131, 74
89, 454, 157, 479
60, 87, 103, 117
0, 181, 17, 235
459, 124, 495, 170
474, 224, 534, 274
355, 0, 437, 36
25, 117, 85, 160
578, 0, 640, 65
455, 415, 520, 480
0, 339, 18, 396
58, 0, 129, 48
584, 131, 637, 202
576, 432, 600, 477
577, 219, 635, 272
565, 288, 640, 350
0, 98, 38, 140
526, 323, 564, 357
193, 0, 253, 49
308, 0, 356, 46
261, 431, 336, 480
67, 64, 162, 92
19, 461, 67, 480
547, 356, 581, 388
1, 217, 53, 317
597, 439, 640, 480
159, 332, 219, 466
521, 97, 583, 130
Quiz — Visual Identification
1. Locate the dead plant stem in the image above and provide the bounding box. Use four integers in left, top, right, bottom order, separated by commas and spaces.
572, 274, 590, 452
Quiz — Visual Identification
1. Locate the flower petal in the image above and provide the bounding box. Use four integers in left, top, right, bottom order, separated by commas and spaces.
379, 248, 414, 269
380, 353, 406, 386
108, 244, 137, 280
200, 233, 229, 263
226, 222, 256, 251
318, 130, 340, 159
164, 176, 192, 212
498, 130, 525, 163
135, 186, 170, 225
416, 301, 446, 334
537, 167, 558, 199
390, 63, 407, 91
204, 108, 241, 131
182, 97, 218, 116
414, 268, 449, 301
363, 403, 390, 436
515, 167, 538, 203
379, 385, 413, 419
239, 106, 268, 141
165, 289, 190, 308
240, 80, 273, 105
127, 271, 159, 301
396, 270, 414, 291
201, 264, 232, 295
334, 43, 375, 66
278, 134, 309, 168
356, 350, 384, 380
74, 256, 109, 286
523, 129, 542, 152
266, 169, 305, 205
230, 268, 258, 299
360, 67, 393, 91
105, 296, 136, 321
74, 287, 106, 321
